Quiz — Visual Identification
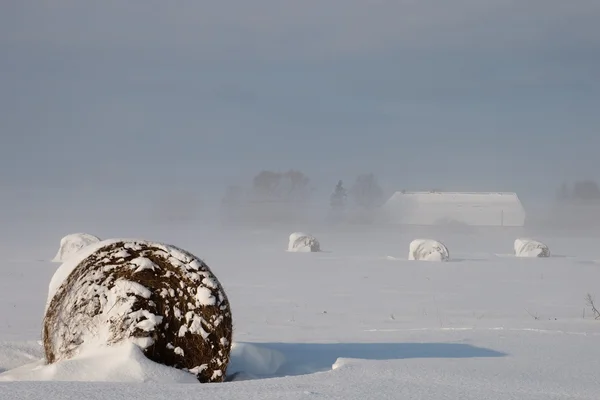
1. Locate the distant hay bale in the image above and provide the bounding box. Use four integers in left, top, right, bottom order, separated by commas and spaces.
408, 239, 450, 262
288, 232, 320, 252
52, 233, 101, 263
43, 239, 233, 383
288, 232, 307, 250
514, 238, 550, 258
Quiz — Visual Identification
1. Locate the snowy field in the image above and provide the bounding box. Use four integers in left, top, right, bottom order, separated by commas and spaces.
1, 221, 600, 399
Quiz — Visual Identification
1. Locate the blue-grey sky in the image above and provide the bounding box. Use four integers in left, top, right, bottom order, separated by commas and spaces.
1, 0, 599, 202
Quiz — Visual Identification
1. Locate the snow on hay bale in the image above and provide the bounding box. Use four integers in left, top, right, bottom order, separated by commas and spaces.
43, 239, 233, 383
514, 238, 550, 258
288, 232, 320, 252
408, 239, 450, 262
52, 233, 101, 263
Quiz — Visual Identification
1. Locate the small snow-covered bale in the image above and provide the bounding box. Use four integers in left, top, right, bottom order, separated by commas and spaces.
288, 232, 320, 252
408, 239, 450, 262
514, 238, 550, 258
288, 232, 307, 251
43, 239, 233, 383
52, 233, 101, 263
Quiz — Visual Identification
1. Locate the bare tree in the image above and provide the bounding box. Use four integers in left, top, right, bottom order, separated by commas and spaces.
281, 170, 311, 203
350, 173, 384, 209
572, 180, 600, 202
251, 170, 311, 203
252, 171, 282, 201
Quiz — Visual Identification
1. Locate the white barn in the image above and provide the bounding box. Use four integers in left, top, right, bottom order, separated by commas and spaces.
381, 191, 526, 227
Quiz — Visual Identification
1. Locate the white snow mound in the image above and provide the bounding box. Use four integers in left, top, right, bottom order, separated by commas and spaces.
288, 232, 320, 253
0, 341, 286, 383
52, 233, 101, 263
227, 343, 286, 379
0, 341, 43, 372
0, 341, 198, 383
514, 238, 550, 258
408, 239, 450, 262
46, 238, 122, 310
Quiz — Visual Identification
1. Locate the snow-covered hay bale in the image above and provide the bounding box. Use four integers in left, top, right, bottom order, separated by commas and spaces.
43, 239, 233, 383
288, 232, 307, 250
408, 239, 450, 262
288, 232, 320, 253
514, 238, 550, 258
52, 233, 101, 263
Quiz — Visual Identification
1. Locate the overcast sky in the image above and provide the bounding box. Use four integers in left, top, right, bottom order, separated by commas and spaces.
1, 0, 599, 202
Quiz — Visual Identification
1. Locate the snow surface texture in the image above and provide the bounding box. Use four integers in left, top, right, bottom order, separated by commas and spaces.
514, 238, 551, 258
287, 232, 320, 253
0, 341, 285, 383
408, 239, 450, 261
43, 239, 232, 383
52, 233, 101, 263
3, 225, 600, 399
0, 341, 199, 383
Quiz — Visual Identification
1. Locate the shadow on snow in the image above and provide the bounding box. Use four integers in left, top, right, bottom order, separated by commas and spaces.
227, 341, 506, 381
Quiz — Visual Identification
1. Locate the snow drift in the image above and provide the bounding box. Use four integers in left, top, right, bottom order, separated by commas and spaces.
43, 239, 233, 383
514, 238, 550, 258
227, 342, 287, 380
288, 232, 320, 253
52, 233, 101, 263
408, 239, 450, 262
0, 341, 199, 383
46, 239, 113, 312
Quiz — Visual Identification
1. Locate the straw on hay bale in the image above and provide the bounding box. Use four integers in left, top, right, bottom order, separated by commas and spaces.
288, 232, 320, 252
43, 239, 233, 383
514, 238, 550, 258
408, 239, 450, 261
52, 233, 101, 263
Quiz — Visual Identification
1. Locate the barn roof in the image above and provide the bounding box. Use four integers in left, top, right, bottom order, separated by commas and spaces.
382, 191, 526, 226
386, 191, 523, 204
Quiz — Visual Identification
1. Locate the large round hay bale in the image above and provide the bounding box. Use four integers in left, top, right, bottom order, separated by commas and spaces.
43, 239, 233, 383
514, 238, 550, 258
52, 233, 101, 263
288, 232, 320, 252
408, 239, 450, 261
